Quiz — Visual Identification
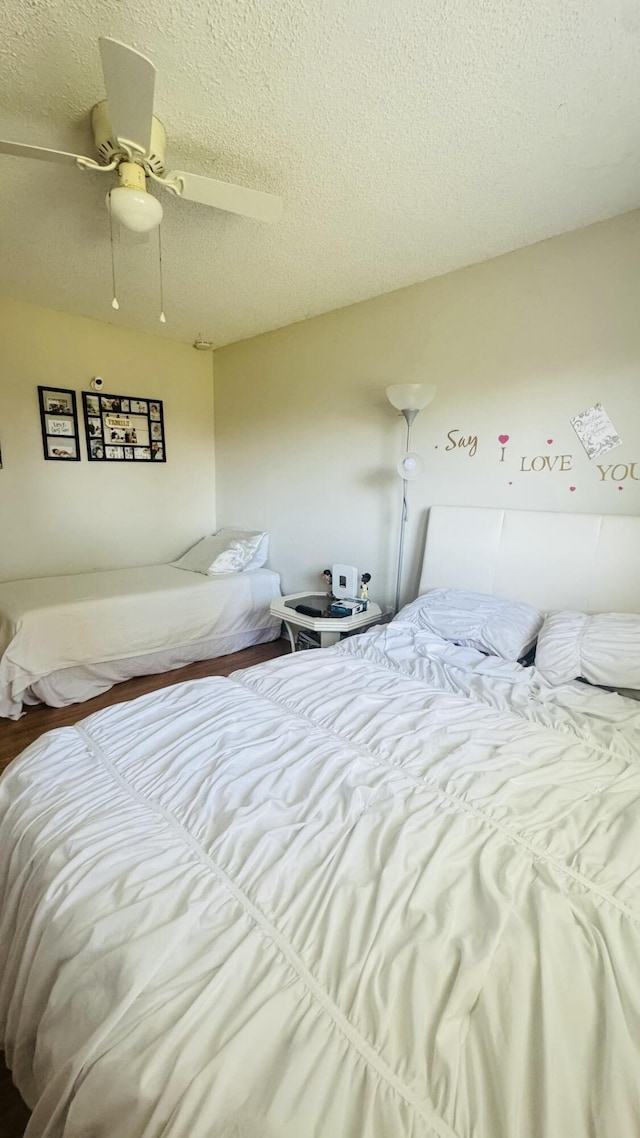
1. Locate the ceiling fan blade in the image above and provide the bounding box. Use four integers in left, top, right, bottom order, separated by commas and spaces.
99, 37, 156, 154
167, 170, 283, 223
0, 139, 98, 167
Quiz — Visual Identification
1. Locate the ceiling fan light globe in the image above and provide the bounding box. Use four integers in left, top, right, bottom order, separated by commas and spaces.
106, 186, 163, 233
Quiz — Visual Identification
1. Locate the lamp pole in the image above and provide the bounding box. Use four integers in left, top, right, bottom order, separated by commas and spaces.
394, 408, 418, 613
385, 383, 437, 614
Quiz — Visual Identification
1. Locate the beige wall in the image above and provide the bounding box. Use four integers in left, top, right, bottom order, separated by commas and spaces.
214, 210, 640, 608
0, 296, 215, 581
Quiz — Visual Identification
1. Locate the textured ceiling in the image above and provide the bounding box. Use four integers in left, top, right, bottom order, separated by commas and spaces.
1, 0, 640, 348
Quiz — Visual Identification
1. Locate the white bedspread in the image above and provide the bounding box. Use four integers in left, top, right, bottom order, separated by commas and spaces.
1, 622, 639, 1137
0, 565, 281, 718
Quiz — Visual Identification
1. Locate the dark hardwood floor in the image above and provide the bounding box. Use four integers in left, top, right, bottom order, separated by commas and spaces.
0, 638, 288, 775
0, 637, 288, 1135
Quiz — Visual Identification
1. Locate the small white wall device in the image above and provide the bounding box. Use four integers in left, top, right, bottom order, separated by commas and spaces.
90, 376, 104, 391
332, 564, 359, 600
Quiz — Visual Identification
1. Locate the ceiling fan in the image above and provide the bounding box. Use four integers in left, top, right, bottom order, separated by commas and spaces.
0, 37, 283, 234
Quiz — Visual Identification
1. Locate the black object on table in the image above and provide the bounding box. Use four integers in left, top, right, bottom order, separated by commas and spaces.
283, 595, 337, 618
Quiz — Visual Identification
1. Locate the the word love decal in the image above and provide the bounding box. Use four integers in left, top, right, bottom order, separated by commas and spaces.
520, 453, 572, 472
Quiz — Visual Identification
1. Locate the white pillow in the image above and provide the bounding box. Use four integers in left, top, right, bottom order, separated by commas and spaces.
208, 531, 267, 574
535, 611, 640, 689
171, 530, 268, 575
395, 588, 544, 661
171, 535, 229, 575
215, 528, 269, 571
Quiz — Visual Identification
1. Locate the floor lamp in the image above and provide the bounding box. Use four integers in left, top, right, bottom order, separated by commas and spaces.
386, 383, 437, 613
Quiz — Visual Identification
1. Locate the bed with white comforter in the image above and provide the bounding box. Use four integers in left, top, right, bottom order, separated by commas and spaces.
1, 618, 639, 1137
0, 565, 281, 719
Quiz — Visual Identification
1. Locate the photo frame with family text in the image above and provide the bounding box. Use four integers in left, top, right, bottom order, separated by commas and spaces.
82, 391, 166, 462
38, 386, 81, 461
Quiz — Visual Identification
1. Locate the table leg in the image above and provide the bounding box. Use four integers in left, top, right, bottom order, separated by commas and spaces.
283, 621, 298, 653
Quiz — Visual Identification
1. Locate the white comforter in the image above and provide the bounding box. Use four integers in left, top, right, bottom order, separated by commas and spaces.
0, 565, 281, 719
1, 622, 639, 1137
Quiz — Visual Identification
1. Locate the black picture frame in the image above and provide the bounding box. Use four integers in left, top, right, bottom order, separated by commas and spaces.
38, 386, 81, 462
82, 391, 166, 463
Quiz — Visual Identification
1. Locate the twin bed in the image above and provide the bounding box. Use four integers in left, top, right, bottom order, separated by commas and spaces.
0, 557, 281, 720
1, 506, 639, 1137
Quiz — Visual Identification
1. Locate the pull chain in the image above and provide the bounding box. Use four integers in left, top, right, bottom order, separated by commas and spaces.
109, 202, 119, 311
158, 225, 166, 324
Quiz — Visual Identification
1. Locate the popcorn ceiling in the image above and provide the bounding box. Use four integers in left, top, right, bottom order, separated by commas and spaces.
0, 0, 638, 347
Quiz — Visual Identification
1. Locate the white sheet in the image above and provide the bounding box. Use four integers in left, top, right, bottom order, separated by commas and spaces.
1, 622, 639, 1137
0, 566, 281, 719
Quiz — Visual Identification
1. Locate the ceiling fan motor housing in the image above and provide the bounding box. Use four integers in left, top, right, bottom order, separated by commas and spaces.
116, 162, 146, 191
91, 101, 166, 173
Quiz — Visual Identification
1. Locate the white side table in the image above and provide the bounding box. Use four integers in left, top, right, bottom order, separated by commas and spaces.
270, 592, 382, 652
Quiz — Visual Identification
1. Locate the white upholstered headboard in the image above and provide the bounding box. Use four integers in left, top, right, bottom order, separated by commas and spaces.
419, 506, 640, 614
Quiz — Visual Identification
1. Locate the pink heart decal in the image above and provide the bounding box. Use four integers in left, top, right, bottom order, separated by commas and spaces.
498, 434, 509, 445
619, 485, 624, 490
546, 439, 553, 445
569, 486, 576, 492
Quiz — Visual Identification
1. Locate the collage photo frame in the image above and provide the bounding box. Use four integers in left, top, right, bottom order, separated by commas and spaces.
82, 391, 166, 462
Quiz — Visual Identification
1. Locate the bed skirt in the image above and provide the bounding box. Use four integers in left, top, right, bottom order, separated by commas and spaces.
23, 624, 281, 710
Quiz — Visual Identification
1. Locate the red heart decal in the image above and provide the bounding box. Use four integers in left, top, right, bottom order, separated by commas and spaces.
546, 439, 553, 444
498, 434, 509, 445
569, 486, 576, 492
508, 481, 513, 485
619, 485, 624, 490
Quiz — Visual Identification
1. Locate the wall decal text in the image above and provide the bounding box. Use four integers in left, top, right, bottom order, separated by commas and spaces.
498, 433, 510, 463
445, 429, 477, 457
434, 422, 637, 495
596, 462, 640, 482
519, 454, 573, 473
